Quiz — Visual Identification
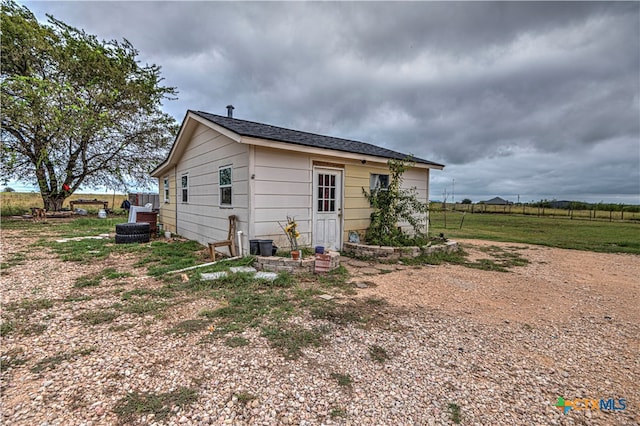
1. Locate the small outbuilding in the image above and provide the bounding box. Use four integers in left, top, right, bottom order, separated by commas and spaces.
480, 197, 513, 205
151, 108, 444, 255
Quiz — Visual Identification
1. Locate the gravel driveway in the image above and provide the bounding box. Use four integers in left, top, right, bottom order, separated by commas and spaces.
1, 228, 638, 425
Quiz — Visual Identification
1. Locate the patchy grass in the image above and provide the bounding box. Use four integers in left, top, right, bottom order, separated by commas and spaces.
137, 240, 207, 276
30, 346, 96, 373
112, 387, 199, 423
118, 300, 169, 316
260, 325, 325, 359
310, 303, 365, 325
368, 344, 390, 363
330, 372, 353, 388
330, 406, 347, 418
0, 348, 28, 372
166, 319, 211, 336
234, 391, 257, 405
0, 251, 27, 272
225, 336, 250, 347
75, 310, 120, 325
448, 402, 462, 424
2, 298, 54, 336
0, 320, 16, 336
121, 287, 175, 301
63, 294, 93, 303
400, 246, 529, 272
74, 274, 103, 288
4, 298, 53, 312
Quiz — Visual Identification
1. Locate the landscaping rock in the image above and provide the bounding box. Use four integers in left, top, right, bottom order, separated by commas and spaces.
201, 271, 228, 280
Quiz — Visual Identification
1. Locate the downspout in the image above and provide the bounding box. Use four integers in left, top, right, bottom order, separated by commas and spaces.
425, 169, 430, 236
174, 165, 178, 235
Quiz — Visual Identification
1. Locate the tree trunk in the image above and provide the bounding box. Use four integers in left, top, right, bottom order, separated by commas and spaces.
42, 194, 66, 212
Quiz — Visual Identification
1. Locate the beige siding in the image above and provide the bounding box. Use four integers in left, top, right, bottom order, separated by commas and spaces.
174, 123, 250, 252
343, 161, 387, 241
252, 147, 313, 250
158, 172, 177, 233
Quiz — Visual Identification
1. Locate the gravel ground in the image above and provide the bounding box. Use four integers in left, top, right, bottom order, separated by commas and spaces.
1, 227, 638, 425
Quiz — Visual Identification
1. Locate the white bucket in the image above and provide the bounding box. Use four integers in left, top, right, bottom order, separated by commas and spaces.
165, 231, 171, 239
98, 209, 107, 219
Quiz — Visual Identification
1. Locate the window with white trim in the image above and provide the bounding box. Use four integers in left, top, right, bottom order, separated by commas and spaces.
370, 173, 389, 191
181, 174, 188, 203
219, 165, 232, 206
163, 177, 169, 203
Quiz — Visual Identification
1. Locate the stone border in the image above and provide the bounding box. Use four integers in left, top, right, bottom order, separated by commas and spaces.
342, 240, 458, 260
254, 251, 340, 274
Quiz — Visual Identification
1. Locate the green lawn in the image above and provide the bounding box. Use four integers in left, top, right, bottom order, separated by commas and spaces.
429, 211, 640, 254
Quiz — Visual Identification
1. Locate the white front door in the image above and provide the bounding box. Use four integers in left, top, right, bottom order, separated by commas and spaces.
312, 168, 343, 251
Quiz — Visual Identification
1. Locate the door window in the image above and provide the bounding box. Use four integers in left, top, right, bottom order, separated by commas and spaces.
317, 173, 336, 212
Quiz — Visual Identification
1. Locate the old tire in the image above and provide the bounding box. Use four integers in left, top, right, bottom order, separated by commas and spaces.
115, 233, 150, 244
116, 222, 150, 235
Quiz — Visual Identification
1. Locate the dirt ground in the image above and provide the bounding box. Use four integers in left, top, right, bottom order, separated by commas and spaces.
345, 239, 640, 326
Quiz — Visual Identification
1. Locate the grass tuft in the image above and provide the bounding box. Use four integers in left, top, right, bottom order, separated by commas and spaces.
368, 344, 390, 363
113, 387, 198, 423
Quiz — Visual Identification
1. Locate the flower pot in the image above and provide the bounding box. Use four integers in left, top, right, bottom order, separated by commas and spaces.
291, 250, 300, 260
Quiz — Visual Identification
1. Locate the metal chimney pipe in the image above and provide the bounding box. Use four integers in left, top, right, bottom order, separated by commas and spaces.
226, 105, 234, 118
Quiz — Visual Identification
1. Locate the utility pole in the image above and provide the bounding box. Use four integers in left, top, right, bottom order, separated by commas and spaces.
452, 179, 455, 204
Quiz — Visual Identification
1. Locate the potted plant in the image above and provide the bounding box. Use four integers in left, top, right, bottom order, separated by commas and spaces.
279, 216, 300, 259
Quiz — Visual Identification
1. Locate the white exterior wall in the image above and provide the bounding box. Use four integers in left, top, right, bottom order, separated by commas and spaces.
175, 123, 250, 252
252, 146, 312, 251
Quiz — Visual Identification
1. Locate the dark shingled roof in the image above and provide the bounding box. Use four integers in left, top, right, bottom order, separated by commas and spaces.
191, 110, 443, 167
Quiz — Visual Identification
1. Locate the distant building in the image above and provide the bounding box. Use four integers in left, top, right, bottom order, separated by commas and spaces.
480, 197, 513, 205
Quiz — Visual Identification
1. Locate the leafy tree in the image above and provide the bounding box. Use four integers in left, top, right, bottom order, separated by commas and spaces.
362, 158, 428, 246
1, 1, 177, 210
2, 187, 15, 192
461, 198, 472, 204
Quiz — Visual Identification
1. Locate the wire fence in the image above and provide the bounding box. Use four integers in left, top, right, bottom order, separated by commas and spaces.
429, 202, 640, 222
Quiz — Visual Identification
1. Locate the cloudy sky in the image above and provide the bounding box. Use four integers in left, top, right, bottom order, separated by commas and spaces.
20, 1, 640, 204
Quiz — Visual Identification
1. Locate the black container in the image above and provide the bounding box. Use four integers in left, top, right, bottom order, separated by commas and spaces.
272, 245, 278, 256
259, 239, 273, 257
249, 240, 260, 255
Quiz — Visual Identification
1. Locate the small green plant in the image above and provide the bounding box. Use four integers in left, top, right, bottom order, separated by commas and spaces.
225, 336, 250, 347
0, 320, 15, 336
234, 391, 257, 405
63, 294, 93, 302
113, 387, 199, 423
362, 158, 428, 246
448, 402, 462, 424
5, 298, 53, 312
364, 296, 388, 306
31, 346, 96, 373
330, 406, 347, 418
330, 372, 352, 387
74, 274, 102, 288
166, 319, 210, 336
0, 348, 28, 372
261, 325, 324, 359
119, 300, 168, 316
368, 344, 390, 363
0, 252, 27, 272
75, 310, 119, 325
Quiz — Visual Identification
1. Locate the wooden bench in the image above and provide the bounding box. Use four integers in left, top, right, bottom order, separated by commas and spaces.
69, 199, 108, 211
